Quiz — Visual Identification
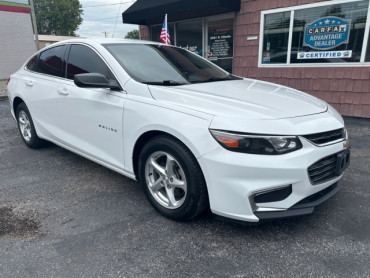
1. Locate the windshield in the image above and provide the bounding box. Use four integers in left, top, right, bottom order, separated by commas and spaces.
103, 43, 240, 85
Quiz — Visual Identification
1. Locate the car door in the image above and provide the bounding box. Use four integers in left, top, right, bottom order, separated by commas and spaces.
20, 45, 67, 141
56, 44, 126, 169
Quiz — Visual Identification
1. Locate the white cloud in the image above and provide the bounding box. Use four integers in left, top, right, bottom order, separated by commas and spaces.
77, 0, 138, 38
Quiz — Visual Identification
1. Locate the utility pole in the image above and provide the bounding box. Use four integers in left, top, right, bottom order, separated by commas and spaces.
102, 31, 110, 38
29, 0, 40, 50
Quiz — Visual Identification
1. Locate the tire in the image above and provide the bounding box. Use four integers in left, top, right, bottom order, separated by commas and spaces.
138, 135, 208, 221
16, 103, 44, 148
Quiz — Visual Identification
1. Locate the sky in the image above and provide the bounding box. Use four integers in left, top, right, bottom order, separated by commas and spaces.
77, 0, 138, 38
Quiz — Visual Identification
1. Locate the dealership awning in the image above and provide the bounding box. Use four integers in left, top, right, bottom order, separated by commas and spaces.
122, 0, 241, 25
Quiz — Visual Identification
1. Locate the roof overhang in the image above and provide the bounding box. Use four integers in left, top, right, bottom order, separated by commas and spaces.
122, 0, 241, 25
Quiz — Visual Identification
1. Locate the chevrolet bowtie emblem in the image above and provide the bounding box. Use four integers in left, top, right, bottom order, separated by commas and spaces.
343, 140, 350, 149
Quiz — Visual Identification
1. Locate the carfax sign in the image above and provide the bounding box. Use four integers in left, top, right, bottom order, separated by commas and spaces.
303, 16, 351, 50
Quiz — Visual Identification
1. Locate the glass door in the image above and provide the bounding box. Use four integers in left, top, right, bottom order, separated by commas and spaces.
207, 19, 234, 72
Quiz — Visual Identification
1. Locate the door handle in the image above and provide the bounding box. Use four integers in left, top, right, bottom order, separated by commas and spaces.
58, 87, 69, 95
25, 80, 33, 87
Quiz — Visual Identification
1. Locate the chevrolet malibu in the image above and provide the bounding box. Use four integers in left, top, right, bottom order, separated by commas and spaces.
7, 39, 350, 223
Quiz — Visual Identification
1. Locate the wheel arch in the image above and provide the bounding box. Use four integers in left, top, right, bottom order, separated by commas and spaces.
132, 130, 192, 180
13, 96, 24, 115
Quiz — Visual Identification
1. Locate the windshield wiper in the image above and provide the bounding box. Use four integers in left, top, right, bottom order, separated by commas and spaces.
142, 80, 188, 86
192, 74, 242, 84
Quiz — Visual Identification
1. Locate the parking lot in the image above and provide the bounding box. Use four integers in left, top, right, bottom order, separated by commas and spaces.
0, 100, 369, 277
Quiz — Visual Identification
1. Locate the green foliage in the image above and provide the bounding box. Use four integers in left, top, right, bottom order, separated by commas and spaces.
34, 0, 83, 36
125, 29, 140, 40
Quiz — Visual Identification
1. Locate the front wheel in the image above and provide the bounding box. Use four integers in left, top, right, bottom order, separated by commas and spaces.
138, 136, 208, 221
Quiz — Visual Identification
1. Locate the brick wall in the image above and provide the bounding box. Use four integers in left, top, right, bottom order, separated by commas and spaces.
234, 0, 370, 118
0, 11, 36, 79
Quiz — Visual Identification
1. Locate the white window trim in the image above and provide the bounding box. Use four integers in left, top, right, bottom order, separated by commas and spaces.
258, 0, 370, 68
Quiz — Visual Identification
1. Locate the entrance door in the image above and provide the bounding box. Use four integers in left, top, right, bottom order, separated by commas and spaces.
207, 19, 234, 73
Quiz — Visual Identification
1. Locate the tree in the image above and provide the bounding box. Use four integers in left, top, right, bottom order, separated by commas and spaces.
34, 0, 83, 36
125, 29, 139, 40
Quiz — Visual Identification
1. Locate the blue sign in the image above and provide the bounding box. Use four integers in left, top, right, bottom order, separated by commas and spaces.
303, 16, 351, 50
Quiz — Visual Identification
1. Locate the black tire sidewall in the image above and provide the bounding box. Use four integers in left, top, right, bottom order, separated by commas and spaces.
16, 103, 42, 148
138, 136, 207, 221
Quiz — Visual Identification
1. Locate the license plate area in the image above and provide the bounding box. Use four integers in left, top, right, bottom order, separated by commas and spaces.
335, 149, 351, 176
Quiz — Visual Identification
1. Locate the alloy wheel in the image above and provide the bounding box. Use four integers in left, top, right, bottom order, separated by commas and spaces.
18, 111, 32, 142
145, 151, 187, 209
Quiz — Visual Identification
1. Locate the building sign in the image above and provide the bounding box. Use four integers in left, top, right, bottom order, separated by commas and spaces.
303, 16, 351, 50
297, 50, 352, 59
0, 0, 30, 13
208, 26, 233, 60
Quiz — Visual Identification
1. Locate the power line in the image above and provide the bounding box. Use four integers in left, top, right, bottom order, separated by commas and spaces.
87, 16, 118, 21
83, 1, 134, 8
112, 0, 123, 38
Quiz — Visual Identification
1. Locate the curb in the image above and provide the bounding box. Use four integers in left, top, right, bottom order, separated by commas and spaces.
0, 96, 8, 101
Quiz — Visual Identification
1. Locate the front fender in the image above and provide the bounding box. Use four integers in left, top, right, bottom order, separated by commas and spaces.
123, 97, 218, 175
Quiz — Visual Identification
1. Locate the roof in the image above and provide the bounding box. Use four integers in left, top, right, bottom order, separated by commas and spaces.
47, 38, 160, 46
122, 0, 241, 25
38, 35, 81, 42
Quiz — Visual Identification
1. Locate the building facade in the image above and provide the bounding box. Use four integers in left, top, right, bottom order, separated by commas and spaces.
123, 0, 370, 118
0, 0, 36, 80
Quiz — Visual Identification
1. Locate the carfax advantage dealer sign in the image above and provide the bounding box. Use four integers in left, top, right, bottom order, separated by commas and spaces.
298, 16, 351, 60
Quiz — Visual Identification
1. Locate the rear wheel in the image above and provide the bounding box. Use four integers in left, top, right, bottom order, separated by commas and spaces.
138, 136, 208, 221
16, 103, 44, 148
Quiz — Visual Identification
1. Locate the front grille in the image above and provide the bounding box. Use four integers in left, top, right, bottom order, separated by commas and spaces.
308, 154, 338, 184
302, 128, 345, 145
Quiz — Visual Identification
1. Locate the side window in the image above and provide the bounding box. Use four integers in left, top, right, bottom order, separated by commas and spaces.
26, 54, 38, 71
35, 45, 67, 77
66, 45, 114, 80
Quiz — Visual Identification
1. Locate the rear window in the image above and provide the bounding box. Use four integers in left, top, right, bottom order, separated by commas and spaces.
26, 54, 38, 71
35, 45, 67, 77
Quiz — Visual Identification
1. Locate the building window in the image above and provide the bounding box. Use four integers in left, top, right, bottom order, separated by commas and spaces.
262, 12, 290, 64
260, 0, 370, 66
366, 29, 370, 62
177, 20, 203, 55
150, 15, 235, 72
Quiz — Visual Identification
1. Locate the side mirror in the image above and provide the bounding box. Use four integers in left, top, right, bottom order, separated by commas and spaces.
74, 73, 121, 90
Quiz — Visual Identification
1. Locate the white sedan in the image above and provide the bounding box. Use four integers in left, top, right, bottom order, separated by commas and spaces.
7, 38, 350, 223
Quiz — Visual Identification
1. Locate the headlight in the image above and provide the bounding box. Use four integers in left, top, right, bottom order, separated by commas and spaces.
210, 129, 302, 155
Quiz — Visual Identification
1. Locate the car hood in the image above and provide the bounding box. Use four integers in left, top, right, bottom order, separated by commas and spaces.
148, 79, 328, 120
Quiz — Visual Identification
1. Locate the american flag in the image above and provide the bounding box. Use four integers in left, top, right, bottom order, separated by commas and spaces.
160, 14, 171, 45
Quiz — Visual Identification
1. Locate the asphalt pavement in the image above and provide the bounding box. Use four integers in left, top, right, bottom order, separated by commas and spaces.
0, 100, 369, 278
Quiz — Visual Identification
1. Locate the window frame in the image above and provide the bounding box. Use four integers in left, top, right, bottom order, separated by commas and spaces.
23, 42, 124, 92
258, 0, 370, 68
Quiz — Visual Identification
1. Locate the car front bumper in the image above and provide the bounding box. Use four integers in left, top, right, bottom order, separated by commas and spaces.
198, 137, 349, 223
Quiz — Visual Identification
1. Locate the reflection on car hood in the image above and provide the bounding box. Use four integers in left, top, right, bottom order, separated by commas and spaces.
148, 78, 328, 120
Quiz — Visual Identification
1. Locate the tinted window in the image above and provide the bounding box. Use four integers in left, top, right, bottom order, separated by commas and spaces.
35, 46, 66, 77
66, 45, 114, 80
26, 54, 38, 71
